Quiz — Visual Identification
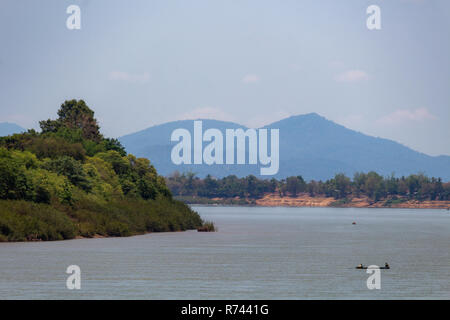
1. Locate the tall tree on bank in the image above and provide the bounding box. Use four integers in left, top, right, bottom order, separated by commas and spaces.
40, 99, 101, 142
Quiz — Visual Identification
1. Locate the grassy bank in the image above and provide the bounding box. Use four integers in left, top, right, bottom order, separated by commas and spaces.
0, 198, 202, 242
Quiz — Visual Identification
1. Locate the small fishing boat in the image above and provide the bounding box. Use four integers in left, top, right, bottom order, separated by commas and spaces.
356, 263, 390, 270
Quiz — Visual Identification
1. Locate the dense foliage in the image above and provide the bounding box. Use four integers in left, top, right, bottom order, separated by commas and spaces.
166, 171, 450, 202
0, 100, 203, 242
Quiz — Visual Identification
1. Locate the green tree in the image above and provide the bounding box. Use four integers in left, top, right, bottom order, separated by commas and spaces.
40, 99, 102, 142
364, 171, 385, 200
43, 156, 92, 192
0, 156, 33, 200
286, 176, 307, 197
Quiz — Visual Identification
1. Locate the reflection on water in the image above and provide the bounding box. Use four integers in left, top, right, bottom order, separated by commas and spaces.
0, 206, 449, 299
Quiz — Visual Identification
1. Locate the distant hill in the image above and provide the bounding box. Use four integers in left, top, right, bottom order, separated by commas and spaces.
0, 122, 25, 137
120, 119, 258, 178
119, 113, 450, 181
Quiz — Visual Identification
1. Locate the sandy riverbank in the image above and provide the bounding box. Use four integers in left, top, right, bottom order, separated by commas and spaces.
197, 193, 450, 209
256, 194, 450, 209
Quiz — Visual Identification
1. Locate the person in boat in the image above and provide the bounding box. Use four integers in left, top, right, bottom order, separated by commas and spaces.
357, 264, 364, 269
384, 262, 390, 269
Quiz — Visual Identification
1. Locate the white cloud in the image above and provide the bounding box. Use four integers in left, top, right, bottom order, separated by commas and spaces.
177, 107, 236, 123
108, 71, 150, 84
241, 74, 260, 84
377, 108, 437, 125
335, 70, 369, 83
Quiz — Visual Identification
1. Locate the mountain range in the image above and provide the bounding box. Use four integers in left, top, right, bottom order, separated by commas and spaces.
0, 122, 25, 137
119, 113, 450, 181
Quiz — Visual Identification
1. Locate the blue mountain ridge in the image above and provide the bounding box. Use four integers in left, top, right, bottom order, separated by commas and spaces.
0, 122, 25, 137
119, 113, 450, 181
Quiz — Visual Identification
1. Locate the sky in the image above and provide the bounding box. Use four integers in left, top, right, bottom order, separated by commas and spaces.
0, 0, 449, 156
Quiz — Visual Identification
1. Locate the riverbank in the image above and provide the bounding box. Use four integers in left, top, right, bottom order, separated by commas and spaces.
0, 198, 205, 242
255, 194, 450, 209
177, 194, 450, 209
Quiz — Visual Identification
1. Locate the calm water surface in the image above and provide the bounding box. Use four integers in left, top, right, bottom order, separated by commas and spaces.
0, 206, 449, 299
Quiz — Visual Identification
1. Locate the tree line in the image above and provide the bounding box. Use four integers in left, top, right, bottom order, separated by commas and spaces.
166, 171, 450, 201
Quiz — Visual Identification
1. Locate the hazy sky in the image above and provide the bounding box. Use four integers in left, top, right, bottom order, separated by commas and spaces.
0, 0, 449, 156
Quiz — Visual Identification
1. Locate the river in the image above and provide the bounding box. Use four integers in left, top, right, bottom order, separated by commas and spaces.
0, 206, 449, 299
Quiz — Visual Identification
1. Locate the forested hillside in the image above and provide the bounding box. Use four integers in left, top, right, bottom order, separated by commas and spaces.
0, 100, 203, 242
